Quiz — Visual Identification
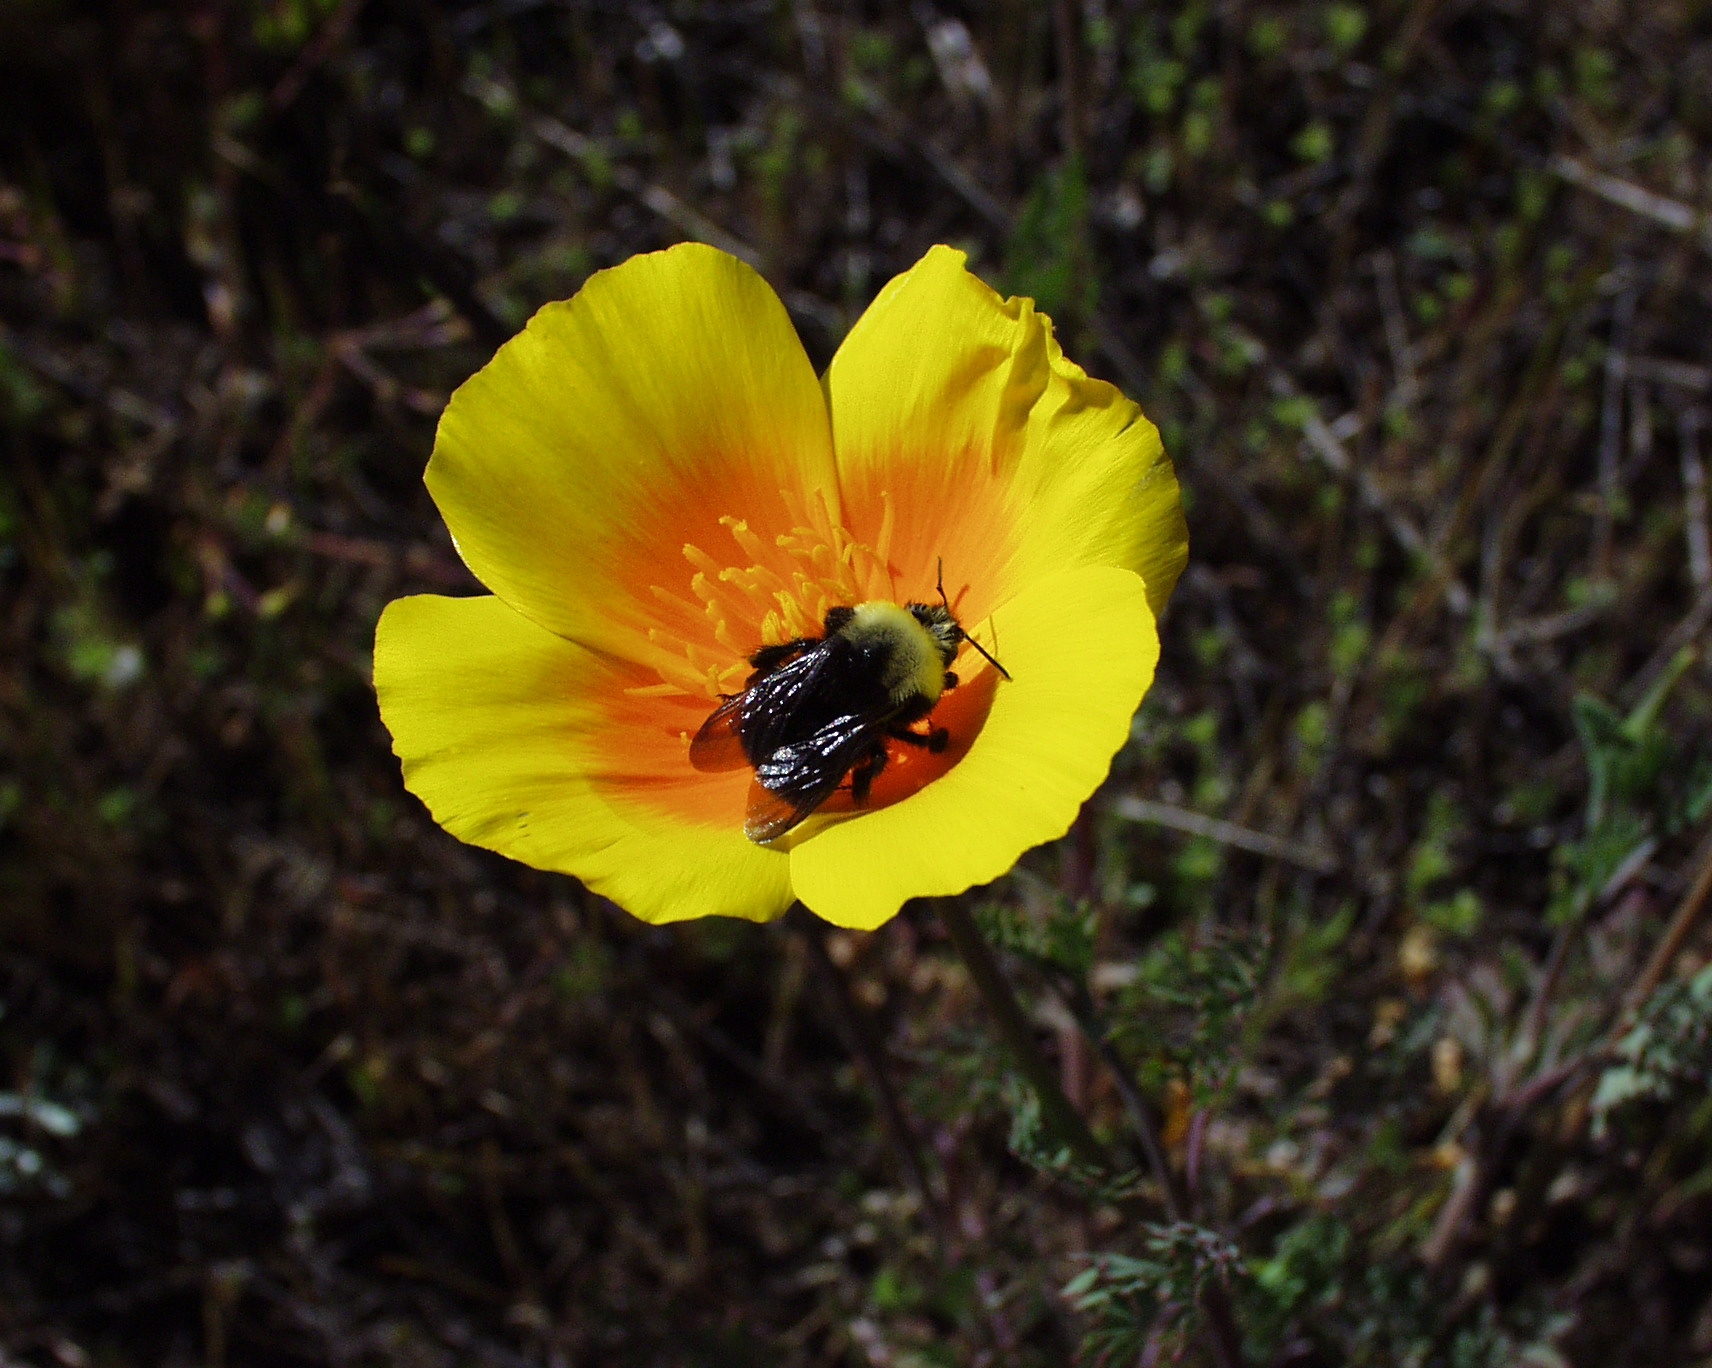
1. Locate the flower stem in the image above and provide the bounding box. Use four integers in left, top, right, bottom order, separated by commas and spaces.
1050, 971, 1250, 1368
937, 900, 1249, 1367
1052, 972, 1182, 1218
936, 900, 1109, 1173
798, 914, 949, 1255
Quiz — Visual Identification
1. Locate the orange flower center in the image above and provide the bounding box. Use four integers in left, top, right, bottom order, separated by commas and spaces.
637, 488, 899, 700
600, 489, 1000, 831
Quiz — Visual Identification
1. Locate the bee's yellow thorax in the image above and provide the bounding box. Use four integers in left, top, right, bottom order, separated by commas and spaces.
841, 601, 946, 705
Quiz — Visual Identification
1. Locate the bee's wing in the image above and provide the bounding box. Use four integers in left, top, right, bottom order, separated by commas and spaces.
744, 779, 809, 845
736, 643, 849, 759
689, 640, 840, 774
745, 711, 882, 844
688, 695, 750, 772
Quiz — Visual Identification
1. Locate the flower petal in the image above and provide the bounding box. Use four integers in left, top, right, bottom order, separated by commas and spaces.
788, 565, 1157, 930
825, 246, 1186, 620
824, 244, 1048, 624
375, 593, 794, 924
1015, 325, 1188, 618
426, 243, 836, 667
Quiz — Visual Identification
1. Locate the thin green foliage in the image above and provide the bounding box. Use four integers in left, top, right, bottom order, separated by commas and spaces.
1241, 1215, 1571, 1367
1114, 925, 1262, 1100
1003, 159, 1095, 329
1552, 649, 1712, 924
974, 894, 1096, 979
1004, 1080, 1122, 1194
1062, 1222, 1244, 1365
1592, 962, 1712, 1136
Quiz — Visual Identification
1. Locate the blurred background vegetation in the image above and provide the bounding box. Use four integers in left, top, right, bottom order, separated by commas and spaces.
3, 0, 1712, 1363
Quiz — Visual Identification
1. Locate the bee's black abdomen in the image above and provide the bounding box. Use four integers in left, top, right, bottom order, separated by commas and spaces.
734, 634, 890, 765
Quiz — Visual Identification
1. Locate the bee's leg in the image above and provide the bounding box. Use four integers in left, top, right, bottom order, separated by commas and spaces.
891, 724, 950, 754
747, 636, 817, 675
942, 670, 959, 691
850, 746, 888, 805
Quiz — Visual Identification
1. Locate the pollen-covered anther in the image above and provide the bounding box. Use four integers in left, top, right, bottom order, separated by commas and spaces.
641, 625, 716, 697
653, 508, 904, 701
720, 516, 770, 565
771, 588, 820, 640
774, 523, 887, 614
717, 565, 783, 615
708, 609, 743, 656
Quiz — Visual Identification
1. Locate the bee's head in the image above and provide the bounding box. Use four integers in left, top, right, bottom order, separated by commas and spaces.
907, 562, 1012, 681
907, 602, 963, 667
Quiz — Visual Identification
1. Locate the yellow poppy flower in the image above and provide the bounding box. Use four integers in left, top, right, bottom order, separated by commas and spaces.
375, 243, 1185, 931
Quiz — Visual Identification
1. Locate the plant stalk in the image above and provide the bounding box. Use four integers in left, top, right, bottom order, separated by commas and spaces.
940, 901, 1248, 1368
937, 899, 1110, 1173
1051, 973, 1250, 1368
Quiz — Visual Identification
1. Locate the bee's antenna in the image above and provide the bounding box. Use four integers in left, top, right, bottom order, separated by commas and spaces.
964, 631, 1011, 681
936, 557, 970, 614
936, 558, 1010, 680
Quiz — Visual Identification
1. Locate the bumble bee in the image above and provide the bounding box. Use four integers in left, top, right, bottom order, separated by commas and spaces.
690, 568, 1010, 844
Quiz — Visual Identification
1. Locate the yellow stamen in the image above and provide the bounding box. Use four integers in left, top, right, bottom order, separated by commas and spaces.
647, 502, 899, 699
